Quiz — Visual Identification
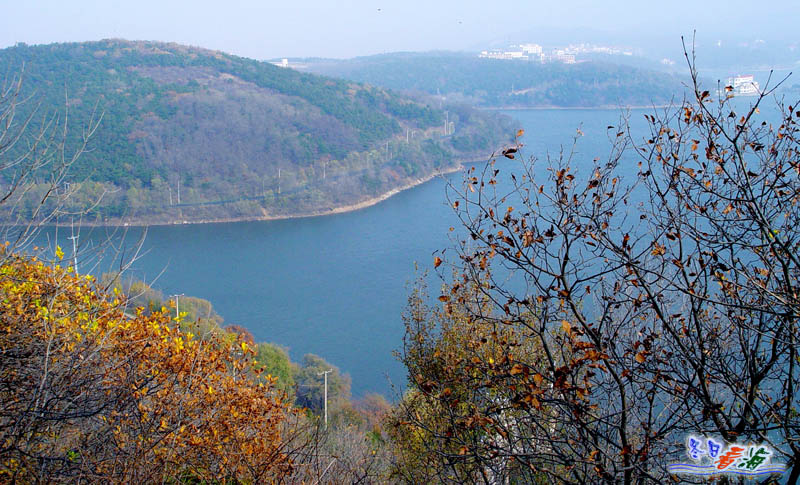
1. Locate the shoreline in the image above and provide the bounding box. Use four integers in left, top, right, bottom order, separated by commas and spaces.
51, 162, 471, 228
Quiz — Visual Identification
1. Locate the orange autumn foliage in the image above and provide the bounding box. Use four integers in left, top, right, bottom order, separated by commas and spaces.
0, 249, 296, 483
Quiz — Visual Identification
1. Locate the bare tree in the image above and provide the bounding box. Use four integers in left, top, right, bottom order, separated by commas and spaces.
0, 67, 103, 258
393, 44, 800, 484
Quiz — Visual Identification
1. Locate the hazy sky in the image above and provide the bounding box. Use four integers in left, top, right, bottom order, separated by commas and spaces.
0, 0, 795, 59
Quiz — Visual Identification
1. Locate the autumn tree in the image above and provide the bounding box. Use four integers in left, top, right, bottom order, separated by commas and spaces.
393, 47, 800, 484
0, 249, 300, 482
390, 278, 551, 483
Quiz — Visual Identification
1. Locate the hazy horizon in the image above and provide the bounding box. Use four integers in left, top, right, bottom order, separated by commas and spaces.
1, 1, 797, 61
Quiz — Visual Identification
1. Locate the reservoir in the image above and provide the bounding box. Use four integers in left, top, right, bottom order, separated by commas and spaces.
39, 108, 664, 397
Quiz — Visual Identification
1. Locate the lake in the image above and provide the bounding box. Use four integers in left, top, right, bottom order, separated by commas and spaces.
36, 107, 679, 397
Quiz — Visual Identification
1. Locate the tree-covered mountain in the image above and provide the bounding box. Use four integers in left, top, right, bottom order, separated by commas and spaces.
0, 40, 514, 224
301, 51, 685, 108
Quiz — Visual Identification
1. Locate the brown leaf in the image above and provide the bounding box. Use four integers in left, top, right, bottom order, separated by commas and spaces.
522, 231, 534, 247
651, 242, 666, 256
523, 394, 541, 409
502, 147, 518, 159
433, 256, 442, 268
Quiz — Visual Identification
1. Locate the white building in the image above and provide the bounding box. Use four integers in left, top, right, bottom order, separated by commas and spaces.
553, 50, 576, 64
727, 75, 760, 96
479, 50, 528, 60
520, 43, 543, 55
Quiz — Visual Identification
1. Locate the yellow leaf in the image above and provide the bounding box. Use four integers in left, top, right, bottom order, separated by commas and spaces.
55, 246, 64, 260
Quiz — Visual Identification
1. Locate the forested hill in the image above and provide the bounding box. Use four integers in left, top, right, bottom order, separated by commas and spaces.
301, 51, 684, 108
0, 40, 514, 224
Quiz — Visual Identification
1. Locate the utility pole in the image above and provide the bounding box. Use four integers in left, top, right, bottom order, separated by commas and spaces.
278, 168, 281, 195
318, 368, 333, 428
67, 221, 79, 275
170, 293, 184, 321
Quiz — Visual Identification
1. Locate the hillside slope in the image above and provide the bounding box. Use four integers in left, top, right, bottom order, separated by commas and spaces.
302, 51, 684, 108
0, 40, 514, 224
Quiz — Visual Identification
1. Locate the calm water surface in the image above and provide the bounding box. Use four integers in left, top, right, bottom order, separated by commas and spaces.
41, 108, 670, 397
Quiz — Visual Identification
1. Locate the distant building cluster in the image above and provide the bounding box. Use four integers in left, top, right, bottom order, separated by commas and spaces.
479, 42, 635, 65
727, 75, 761, 96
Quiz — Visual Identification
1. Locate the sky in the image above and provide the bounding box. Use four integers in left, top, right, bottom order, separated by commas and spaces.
0, 0, 795, 60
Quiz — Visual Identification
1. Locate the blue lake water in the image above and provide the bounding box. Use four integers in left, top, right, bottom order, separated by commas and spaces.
35, 106, 718, 397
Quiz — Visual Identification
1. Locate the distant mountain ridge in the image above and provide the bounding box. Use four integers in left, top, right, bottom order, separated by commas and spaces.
0, 40, 514, 224
300, 51, 685, 108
